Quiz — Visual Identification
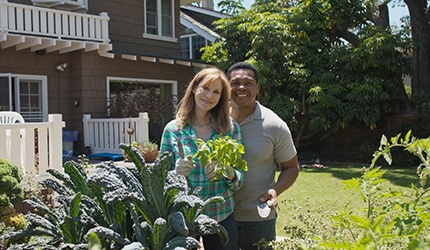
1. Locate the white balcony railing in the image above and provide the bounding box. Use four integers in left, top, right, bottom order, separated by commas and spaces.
32, 0, 88, 12
0, 0, 109, 43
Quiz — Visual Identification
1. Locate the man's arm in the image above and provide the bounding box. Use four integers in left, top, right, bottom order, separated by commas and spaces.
261, 155, 300, 207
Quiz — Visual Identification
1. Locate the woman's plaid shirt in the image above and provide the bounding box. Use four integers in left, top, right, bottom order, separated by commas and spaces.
160, 119, 244, 222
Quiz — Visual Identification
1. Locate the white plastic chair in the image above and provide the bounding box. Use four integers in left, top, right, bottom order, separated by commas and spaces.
0, 111, 25, 124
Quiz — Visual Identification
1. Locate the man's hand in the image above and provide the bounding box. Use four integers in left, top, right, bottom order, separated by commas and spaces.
175, 155, 194, 177
260, 189, 278, 209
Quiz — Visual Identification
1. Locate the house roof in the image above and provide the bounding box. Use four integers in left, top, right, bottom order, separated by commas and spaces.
111, 49, 213, 68
180, 5, 228, 42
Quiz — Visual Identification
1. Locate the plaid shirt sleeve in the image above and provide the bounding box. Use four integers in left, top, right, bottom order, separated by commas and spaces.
160, 120, 178, 170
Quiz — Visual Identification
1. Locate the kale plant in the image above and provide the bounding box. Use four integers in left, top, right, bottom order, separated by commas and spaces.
1, 143, 228, 249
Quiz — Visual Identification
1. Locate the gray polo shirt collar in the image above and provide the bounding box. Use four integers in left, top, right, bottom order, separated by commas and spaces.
240, 101, 264, 125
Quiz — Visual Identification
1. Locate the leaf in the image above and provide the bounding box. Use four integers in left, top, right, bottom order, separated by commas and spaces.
64, 161, 90, 196
142, 166, 167, 219
153, 217, 168, 250
87, 226, 129, 246
169, 211, 189, 236
60, 193, 82, 243
380, 135, 388, 147
88, 232, 103, 250
70, 192, 82, 218
163, 236, 200, 250
120, 143, 146, 172
404, 129, 412, 144
382, 151, 392, 165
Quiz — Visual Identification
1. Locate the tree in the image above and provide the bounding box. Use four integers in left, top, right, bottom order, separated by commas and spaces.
403, 0, 430, 97
202, 0, 411, 147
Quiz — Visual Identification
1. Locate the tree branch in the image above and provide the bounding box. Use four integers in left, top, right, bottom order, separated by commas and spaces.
341, 30, 360, 47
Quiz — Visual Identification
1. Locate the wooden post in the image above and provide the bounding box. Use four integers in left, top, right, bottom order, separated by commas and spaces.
48, 114, 64, 173
83, 114, 91, 148
137, 112, 149, 142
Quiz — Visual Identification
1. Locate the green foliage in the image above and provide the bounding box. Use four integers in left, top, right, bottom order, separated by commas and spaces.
372, 130, 429, 182
0, 159, 23, 208
217, 0, 246, 15
193, 135, 248, 180
202, 0, 411, 147
1, 146, 227, 249
272, 131, 430, 249
316, 131, 430, 249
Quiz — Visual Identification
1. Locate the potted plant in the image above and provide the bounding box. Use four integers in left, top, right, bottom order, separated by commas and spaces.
123, 140, 159, 163
139, 140, 159, 163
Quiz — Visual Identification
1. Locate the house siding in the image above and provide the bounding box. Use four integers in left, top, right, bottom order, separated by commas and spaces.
0, 0, 201, 152
89, 0, 181, 56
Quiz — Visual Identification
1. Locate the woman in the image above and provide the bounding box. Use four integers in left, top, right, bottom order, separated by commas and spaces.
160, 68, 243, 250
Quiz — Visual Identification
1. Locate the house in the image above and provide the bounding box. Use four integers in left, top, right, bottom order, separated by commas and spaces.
179, 4, 227, 60
0, 0, 220, 153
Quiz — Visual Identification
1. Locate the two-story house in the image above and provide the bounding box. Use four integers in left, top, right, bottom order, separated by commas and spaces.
0, 0, 217, 151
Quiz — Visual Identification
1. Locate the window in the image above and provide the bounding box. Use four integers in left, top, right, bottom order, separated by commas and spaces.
0, 74, 48, 122
180, 37, 190, 58
146, 0, 157, 35
107, 77, 178, 124
161, 0, 172, 36
180, 34, 210, 60
144, 0, 176, 41
192, 35, 206, 59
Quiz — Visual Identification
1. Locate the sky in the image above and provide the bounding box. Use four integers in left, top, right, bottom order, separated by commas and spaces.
213, 0, 409, 26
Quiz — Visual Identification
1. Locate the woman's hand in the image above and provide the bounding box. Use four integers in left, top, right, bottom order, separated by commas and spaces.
175, 139, 194, 177
205, 161, 235, 182
175, 155, 194, 177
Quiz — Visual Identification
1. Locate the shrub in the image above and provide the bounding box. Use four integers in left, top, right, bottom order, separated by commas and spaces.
0, 159, 23, 208
0, 159, 27, 248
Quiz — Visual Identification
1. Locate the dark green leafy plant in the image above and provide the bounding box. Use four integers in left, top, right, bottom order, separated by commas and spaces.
194, 135, 248, 180
0, 161, 105, 249
84, 144, 228, 249
1, 144, 228, 249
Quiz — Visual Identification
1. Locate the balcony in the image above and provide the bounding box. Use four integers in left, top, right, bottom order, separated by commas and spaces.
0, 0, 111, 56
32, 0, 88, 13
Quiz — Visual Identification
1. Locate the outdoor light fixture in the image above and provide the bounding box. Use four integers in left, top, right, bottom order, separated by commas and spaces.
56, 63, 68, 71
74, 98, 80, 107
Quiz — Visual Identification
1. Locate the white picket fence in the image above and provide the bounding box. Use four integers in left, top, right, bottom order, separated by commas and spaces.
0, 114, 65, 183
83, 112, 150, 154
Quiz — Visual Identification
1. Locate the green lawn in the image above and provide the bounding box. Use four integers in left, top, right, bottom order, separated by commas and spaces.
275, 164, 422, 237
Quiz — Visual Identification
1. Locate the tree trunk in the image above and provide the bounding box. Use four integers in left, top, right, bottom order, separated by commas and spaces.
405, 0, 430, 97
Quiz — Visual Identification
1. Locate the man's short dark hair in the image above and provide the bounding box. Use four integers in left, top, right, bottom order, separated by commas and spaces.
227, 62, 259, 83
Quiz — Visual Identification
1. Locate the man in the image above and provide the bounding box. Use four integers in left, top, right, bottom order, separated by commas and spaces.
227, 62, 300, 250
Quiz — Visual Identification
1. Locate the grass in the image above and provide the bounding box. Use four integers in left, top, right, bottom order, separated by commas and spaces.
275, 164, 423, 238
